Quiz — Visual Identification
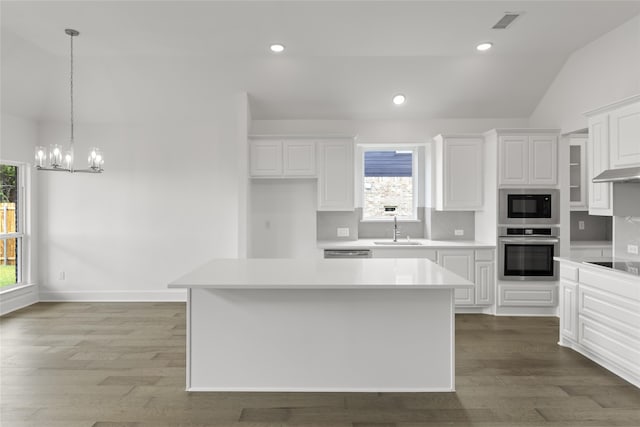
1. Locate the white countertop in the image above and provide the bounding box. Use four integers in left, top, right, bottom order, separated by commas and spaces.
569, 240, 612, 248
318, 239, 495, 249
555, 256, 640, 279
169, 258, 474, 290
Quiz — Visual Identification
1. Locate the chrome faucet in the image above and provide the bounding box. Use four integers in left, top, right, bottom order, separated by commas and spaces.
393, 215, 399, 242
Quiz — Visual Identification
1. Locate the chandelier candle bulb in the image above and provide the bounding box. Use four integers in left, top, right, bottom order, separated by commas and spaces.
50, 144, 63, 168
35, 146, 46, 168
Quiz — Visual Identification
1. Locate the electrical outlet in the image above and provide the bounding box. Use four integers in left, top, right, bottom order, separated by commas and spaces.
628, 244, 639, 255
578, 221, 585, 230
337, 227, 350, 237
454, 229, 464, 236
58, 271, 66, 281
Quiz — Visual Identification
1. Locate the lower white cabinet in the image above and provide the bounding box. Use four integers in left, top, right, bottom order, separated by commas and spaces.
560, 278, 578, 341
371, 247, 495, 307
498, 284, 557, 307
557, 260, 640, 388
437, 250, 475, 305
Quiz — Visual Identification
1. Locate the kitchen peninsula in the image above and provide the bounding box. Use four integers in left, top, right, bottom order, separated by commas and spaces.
169, 258, 473, 392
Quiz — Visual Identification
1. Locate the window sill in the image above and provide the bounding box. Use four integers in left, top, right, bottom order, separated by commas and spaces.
0, 282, 37, 296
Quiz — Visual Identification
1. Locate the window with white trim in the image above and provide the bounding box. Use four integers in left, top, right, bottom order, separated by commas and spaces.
362, 148, 418, 220
0, 163, 23, 288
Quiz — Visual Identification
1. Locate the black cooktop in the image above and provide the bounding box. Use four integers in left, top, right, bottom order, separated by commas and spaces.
585, 261, 640, 276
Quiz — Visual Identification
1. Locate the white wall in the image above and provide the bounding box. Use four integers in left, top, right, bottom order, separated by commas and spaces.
529, 15, 640, 132
35, 102, 242, 301
249, 179, 317, 259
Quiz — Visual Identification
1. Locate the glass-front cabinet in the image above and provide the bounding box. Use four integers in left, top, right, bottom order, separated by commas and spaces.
569, 135, 588, 211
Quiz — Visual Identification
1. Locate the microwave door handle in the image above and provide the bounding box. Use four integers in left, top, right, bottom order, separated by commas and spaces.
500, 238, 560, 244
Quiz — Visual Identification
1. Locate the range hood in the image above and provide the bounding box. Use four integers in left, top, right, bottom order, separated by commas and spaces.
592, 166, 640, 183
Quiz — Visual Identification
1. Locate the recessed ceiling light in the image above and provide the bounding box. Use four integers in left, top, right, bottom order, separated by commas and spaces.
270, 44, 285, 53
476, 42, 493, 52
392, 94, 406, 105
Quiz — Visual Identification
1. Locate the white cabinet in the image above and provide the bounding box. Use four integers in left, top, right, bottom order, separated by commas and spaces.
437, 249, 475, 305
250, 139, 316, 177
371, 247, 495, 307
317, 140, 354, 211
557, 260, 640, 387
587, 114, 612, 216
433, 135, 483, 211
283, 141, 316, 176
250, 140, 283, 176
499, 135, 528, 185
498, 132, 558, 186
569, 136, 588, 211
609, 100, 640, 168
529, 136, 558, 185
560, 278, 578, 341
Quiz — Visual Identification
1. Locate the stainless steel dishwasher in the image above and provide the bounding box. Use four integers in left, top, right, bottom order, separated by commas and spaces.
324, 249, 372, 259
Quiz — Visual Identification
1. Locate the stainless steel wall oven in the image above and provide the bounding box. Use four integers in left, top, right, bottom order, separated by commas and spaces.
498, 226, 559, 281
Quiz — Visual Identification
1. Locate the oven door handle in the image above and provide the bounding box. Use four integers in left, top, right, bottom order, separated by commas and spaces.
500, 238, 559, 244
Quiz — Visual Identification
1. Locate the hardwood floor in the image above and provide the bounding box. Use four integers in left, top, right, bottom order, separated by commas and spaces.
1, 302, 639, 426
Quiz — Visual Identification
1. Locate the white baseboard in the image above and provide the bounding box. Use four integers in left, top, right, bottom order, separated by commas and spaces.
39, 289, 187, 302
0, 284, 39, 316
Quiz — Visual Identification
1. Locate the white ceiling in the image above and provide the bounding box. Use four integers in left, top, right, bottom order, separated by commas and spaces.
2, 1, 640, 121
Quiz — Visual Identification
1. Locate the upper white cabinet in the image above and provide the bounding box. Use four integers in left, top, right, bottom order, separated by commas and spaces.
609, 99, 640, 168
250, 139, 316, 177
250, 140, 283, 176
587, 113, 612, 216
433, 135, 483, 211
317, 139, 354, 211
283, 141, 316, 176
496, 130, 559, 187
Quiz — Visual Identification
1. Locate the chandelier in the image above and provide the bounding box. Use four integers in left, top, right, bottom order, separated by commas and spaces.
34, 29, 104, 173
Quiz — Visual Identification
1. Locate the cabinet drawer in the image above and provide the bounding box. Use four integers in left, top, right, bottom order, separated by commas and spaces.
560, 264, 579, 282
578, 315, 640, 377
580, 268, 640, 302
498, 284, 557, 307
579, 285, 640, 335
475, 249, 494, 261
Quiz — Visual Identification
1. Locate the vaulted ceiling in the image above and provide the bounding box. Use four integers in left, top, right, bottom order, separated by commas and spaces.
2, 1, 640, 122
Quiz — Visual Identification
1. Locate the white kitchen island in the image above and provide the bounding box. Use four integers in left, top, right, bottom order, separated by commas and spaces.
169, 258, 473, 392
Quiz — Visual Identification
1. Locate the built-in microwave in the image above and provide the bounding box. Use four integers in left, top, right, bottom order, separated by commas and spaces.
498, 189, 560, 225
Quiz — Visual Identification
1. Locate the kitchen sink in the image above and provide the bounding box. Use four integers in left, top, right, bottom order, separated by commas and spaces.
373, 241, 423, 246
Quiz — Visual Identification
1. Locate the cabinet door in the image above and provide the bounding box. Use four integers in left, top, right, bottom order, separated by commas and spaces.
529, 136, 557, 185
560, 279, 578, 341
588, 114, 612, 216
250, 140, 282, 176
475, 261, 494, 305
441, 138, 483, 210
283, 141, 316, 176
569, 138, 588, 211
499, 136, 528, 185
437, 250, 475, 305
610, 101, 640, 168
317, 140, 354, 211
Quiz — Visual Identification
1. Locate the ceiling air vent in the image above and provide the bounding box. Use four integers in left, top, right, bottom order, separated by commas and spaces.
492, 13, 521, 29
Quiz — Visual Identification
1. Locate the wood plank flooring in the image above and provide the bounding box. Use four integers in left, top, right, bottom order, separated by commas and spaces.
1, 302, 639, 426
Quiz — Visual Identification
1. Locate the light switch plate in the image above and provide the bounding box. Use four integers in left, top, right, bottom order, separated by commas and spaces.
578, 221, 585, 230
454, 229, 464, 236
337, 227, 350, 237
628, 244, 639, 255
